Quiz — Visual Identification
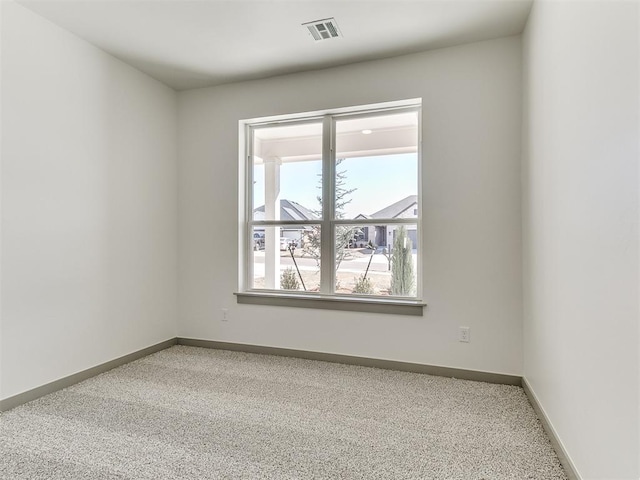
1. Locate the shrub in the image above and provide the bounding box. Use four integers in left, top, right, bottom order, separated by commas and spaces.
280, 267, 300, 290
353, 275, 375, 295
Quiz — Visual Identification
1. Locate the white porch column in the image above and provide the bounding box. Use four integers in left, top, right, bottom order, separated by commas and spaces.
264, 156, 281, 289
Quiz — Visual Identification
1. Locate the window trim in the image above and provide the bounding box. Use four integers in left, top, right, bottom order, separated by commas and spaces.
235, 291, 425, 316
239, 99, 424, 313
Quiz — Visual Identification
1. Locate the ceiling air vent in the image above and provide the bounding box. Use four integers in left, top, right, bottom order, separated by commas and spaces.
302, 18, 342, 41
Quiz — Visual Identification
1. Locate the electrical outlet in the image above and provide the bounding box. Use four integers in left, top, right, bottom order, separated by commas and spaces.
221, 308, 229, 322
459, 326, 470, 343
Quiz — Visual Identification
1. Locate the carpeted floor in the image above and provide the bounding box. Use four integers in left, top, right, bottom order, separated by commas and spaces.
0, 346, 567, 479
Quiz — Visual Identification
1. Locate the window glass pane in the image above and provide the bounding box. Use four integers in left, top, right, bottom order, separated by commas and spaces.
252, 122, 322, 221
251, 225, 321, 292
334, 111, 418, 220
335, 224, 418, 297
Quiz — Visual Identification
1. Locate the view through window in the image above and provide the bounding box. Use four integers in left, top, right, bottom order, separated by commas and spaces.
246, 104, 420, 299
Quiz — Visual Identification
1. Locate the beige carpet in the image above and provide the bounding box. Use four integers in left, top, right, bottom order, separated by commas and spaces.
0, 346, 567, 479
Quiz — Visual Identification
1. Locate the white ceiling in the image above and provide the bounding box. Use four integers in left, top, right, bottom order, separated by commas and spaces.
17, 0, 533, 91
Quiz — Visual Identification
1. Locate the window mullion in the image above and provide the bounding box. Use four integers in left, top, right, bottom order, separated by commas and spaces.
320, 115, 335, 294
245, 125, 254, 291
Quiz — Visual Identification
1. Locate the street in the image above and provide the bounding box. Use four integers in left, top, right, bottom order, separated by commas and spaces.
252, 249, 393, 274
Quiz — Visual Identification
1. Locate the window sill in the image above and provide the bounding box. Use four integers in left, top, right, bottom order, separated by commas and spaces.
234, 291, 426, 316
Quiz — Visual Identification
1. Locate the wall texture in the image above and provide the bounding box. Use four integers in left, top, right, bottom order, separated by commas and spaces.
522, 1, 639, 478
0, 1, 178, 399
178, 36, 523, 376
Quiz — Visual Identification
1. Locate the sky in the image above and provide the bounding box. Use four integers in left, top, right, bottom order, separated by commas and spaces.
253, 153, 417, 219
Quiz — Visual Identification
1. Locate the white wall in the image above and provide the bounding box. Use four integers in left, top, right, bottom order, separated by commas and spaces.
178, 36, 523, 375
0, 1, 4, 398
0, 1, 178, 399
522, 1, 639, 478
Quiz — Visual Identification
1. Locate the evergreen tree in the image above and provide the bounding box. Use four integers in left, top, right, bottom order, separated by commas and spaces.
303, 159, 359, 271
390, 226, 415, 296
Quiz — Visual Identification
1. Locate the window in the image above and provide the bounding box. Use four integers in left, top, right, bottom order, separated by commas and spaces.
240, 101, 422, 311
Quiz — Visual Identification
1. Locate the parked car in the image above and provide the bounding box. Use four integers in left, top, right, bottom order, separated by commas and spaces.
280, 238, 297, 251
253, 232, 265, 250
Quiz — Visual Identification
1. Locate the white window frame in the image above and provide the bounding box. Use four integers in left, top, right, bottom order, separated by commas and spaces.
237, 100, 425, 315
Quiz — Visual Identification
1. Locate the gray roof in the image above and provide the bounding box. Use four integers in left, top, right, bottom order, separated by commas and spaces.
254, 199, 318, 221
370, 195, 418, 219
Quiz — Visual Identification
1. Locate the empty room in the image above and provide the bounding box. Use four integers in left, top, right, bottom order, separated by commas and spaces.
0, 0, 638, 479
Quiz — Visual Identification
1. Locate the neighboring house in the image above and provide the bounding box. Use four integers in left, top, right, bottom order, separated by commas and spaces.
253, 197, 417, 249
354, 195, 418, 248
253, 199, 318, 243
351, 213, 371, 246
